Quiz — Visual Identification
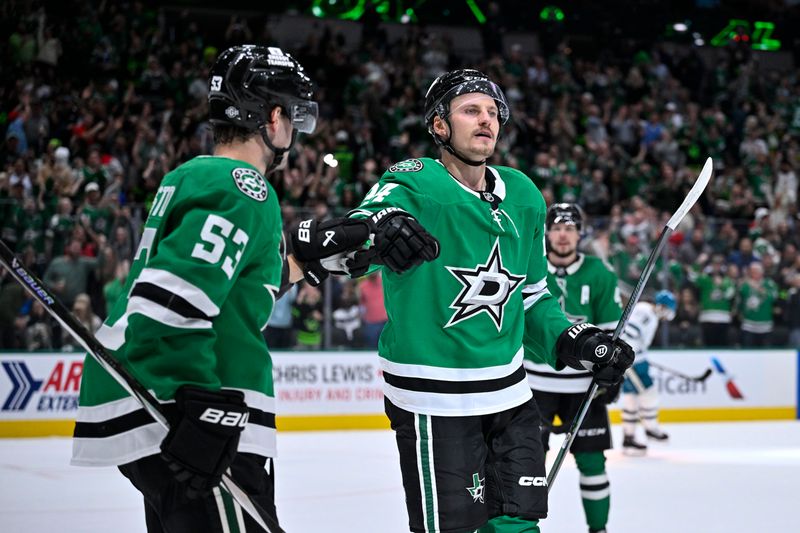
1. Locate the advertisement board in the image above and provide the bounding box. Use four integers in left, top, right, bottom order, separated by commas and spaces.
1, 349, 797, 436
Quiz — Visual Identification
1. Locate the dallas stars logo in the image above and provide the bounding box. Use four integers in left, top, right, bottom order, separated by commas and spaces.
466, 473, 485, 504
445, 239, 524, 332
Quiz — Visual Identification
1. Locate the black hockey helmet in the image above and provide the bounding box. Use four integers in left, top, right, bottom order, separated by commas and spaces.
546, 203, 584, 232
208, 45, 318, 135
423, 69, 510, 166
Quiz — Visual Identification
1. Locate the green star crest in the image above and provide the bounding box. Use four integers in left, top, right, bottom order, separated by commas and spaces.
466, 472, 485, 504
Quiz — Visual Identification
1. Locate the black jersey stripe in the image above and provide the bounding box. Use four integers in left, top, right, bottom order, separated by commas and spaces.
525, 368, 593, 379
580, 481, 610, 491
74, 405, 276, 438
130, 282, 211, 321
382, 365, 527, 394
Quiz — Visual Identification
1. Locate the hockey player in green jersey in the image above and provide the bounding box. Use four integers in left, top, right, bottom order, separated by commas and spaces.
524, 203, 623, 533
336, 70, 635, 533
71, 45, 375, 533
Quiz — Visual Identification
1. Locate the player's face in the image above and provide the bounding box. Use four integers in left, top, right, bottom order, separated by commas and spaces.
446, 93, 499, 158
547, 223, 580, 257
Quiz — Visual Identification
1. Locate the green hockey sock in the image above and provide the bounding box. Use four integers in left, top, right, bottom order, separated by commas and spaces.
477, 515, 540, 533
574, 451, 610, 531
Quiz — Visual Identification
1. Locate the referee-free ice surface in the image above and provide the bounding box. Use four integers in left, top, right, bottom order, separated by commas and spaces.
1, 421, 798, 532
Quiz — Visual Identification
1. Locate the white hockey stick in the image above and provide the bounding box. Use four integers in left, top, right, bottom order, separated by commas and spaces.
0, 240, 281, 533
546, 157, 713, 491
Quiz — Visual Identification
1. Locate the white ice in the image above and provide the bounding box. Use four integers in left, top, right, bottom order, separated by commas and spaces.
1, 421, 799, 532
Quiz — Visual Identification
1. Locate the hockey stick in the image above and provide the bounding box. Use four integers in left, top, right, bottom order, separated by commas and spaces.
546, 157, 713, 491
649, 361, 713, 382
0, 240, 282, 533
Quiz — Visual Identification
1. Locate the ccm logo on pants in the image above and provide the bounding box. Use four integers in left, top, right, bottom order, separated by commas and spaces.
518, 476, 547, 487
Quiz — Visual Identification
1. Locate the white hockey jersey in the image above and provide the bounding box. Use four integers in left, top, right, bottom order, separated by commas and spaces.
620, 302, 660, 363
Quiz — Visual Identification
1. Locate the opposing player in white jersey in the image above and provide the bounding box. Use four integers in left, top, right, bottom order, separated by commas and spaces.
619, 290, 677, 455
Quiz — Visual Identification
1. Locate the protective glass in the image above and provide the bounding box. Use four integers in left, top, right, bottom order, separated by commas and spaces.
289, 100, 318, 134
437, 79, 510, 124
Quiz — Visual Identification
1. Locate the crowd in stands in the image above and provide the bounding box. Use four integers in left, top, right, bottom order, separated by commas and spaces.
0, 2, 798, 352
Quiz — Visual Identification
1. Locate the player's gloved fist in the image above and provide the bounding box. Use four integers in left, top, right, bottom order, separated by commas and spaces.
599, 381, 622, 405
370, 208, 439, 274
160, 386, 248, 499
289, 217, 375, 286
555, 323, 635, 387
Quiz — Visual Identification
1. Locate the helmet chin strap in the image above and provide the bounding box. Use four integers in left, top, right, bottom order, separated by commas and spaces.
260, 126, 298, 174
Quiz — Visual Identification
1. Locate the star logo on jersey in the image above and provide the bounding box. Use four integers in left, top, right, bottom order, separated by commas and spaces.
388, 159, 423, 173
232, 168, 268, 202
466, 473, 485, 504
445, 238, 524, 332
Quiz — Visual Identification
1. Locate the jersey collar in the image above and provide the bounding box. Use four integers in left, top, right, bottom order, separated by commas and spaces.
547, 253, 585, 275
436, 160, 507, 202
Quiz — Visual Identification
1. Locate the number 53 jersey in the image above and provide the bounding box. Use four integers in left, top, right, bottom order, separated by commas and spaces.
72, 156, 282, 467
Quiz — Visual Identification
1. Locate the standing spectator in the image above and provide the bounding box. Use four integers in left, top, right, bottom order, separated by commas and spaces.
293, 283, 323, 349
102, 259, 129, 317
358, 271, 387, 349
737, 262, 779, 347
46, 197, 75, 260
0, 271, 26, 349
264, 285, 297, 350
43, 238, 106, 308
694, 254, 737, 346
673, 287, 701, 347
23, 302, 54, 351
331, 280, 363, 348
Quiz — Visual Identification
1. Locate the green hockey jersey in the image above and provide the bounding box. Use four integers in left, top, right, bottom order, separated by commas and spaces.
695, 273, 736, 323
349, 158, 571, 416
72, 156, 282, 466
738, 278, 778, 333
524, 254, 623, 393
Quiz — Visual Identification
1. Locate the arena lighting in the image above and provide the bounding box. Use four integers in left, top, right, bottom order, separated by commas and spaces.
539, 5, 565, 22
673, 22, 688, 32
323, 154, 339, 168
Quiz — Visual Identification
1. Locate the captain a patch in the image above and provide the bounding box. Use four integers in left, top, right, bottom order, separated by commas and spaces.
232, 167, 269, 202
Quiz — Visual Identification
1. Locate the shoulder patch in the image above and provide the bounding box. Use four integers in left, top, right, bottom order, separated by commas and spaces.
388, 159, 424, 173
232, 167, 268, 202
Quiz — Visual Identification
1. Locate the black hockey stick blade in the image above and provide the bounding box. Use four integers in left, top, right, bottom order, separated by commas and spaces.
0, 239, 282, 533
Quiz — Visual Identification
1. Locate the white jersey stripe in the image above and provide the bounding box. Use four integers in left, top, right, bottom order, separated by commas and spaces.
581, 487, 611, 500
384, 379, 531, 417
127, 296, 213, 330
522, 278, 549, 310
213, 487, 232, 533
380, 348, 524, 382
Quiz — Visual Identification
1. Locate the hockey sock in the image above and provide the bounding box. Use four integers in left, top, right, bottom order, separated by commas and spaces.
621, 392, 639, 436
574, 451, 610, 532
639, 386, 661, 431
478, 515, 540, 533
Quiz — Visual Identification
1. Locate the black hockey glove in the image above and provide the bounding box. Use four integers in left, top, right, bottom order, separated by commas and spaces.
370, 208, 439, 274
160, 386, 248, 499
288, 217, 376, 286
555, 323, 635, 388
599, 381, 622, 405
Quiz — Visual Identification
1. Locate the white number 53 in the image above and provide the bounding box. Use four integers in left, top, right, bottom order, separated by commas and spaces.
191, 214, 249, 279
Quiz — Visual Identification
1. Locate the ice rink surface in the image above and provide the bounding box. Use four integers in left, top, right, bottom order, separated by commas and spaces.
2, 420, 799, 533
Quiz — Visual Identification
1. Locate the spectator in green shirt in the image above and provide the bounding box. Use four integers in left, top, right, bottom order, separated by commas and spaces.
737, 262, 779, 347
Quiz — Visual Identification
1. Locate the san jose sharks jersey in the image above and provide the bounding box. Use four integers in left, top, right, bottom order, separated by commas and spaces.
619, 302, 660, 362
349, 158, 571, 416
524, 254, 623, 393
72, 156, 282, 466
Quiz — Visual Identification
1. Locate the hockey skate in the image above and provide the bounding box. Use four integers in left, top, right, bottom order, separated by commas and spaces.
622, 435, 647, 456
645, 428, 669, 441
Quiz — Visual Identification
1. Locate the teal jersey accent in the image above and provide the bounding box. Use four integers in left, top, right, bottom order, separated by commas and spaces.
350, 158, 570, 416
72, 156, 283, 466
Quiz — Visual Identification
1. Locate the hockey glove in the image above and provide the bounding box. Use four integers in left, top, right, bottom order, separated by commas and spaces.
599, 381, 622, 405
555, 323, 635, 387
289, 217, 376, 286
370, 208, 439, 274
160, 386, 248, 499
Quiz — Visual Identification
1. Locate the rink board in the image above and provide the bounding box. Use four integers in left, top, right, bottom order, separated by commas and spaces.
0, 349, 797, 436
